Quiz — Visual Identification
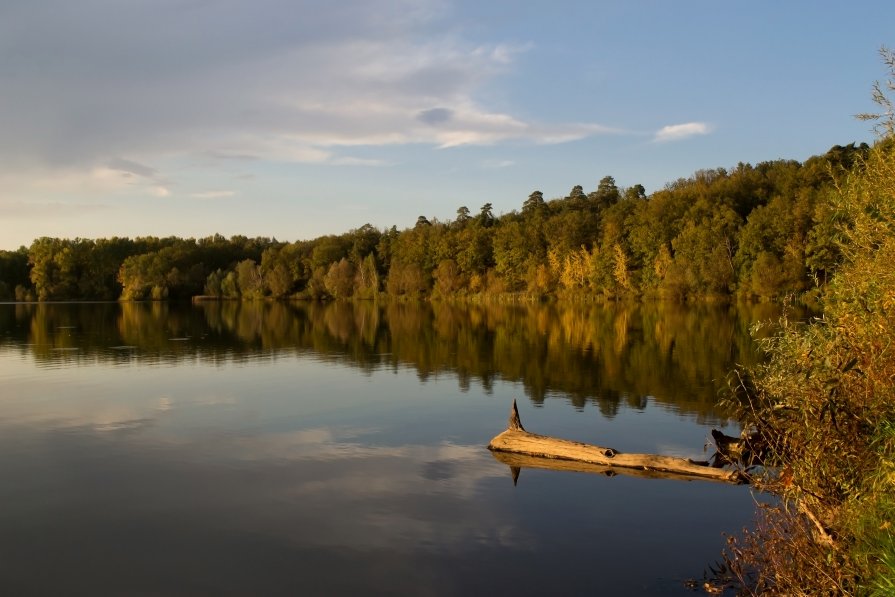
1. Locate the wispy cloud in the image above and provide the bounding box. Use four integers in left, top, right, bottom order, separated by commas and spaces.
653, 122, 712, 142
0, 0, 617, 186
0, 165, 162, 201
106, 157, 174, 198
107, 158, 158, 179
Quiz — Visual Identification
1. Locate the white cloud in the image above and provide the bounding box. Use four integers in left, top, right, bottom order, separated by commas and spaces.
653, 122, 712, 142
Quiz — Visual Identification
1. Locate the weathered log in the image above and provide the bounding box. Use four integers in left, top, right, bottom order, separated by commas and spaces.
491, 450, 747, 484
488, 400, 744, 484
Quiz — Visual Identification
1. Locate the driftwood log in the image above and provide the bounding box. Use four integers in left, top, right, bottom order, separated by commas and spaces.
488, 400, 744, 484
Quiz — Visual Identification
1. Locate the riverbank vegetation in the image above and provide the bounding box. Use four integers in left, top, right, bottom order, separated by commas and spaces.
0, 142, 871, 304
722, 51, 895, 594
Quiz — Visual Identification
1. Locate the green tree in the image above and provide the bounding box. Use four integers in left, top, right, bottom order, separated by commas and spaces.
221, 271, 239, 298
455, 225, 493, 278
749, 251, 787, 299
386, 263, 429, 297
310, 236, 351, 272
29, 238, 85, 300
348, 224, 382, 266
204, 269, 225, 298
624, 184, 646, 201
671, 203, 740, 294
235, 259, 264, 299
266, 263, 294, 298
478, 203, 495, 227
455, 206, 471, 226
261, 247, 295, 298
119, 250, 169, 300
354, 253, 380, 299
568, 185, 586, 201
324, 258, 355, 298
433, 259, 464, 297
522, 190, 546, 215
492, 221, 531, 291
0, 248, 30, 300
589, 175, 620, 208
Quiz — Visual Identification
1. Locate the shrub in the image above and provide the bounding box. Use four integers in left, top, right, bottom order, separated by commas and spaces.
724, 139, 895, 594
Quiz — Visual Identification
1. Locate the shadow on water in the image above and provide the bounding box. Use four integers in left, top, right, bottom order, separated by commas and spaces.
0, 300, 798, 425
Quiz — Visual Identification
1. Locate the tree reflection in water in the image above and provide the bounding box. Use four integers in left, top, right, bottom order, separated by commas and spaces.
0, 300, 797, 424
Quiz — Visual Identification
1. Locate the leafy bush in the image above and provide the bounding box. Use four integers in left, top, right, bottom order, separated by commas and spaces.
724, 135, 895, 594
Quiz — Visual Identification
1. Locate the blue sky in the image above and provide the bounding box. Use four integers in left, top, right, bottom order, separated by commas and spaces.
1, 0, 892, 249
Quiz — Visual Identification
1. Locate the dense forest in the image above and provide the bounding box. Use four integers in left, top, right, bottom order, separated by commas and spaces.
0, 142, 870, 303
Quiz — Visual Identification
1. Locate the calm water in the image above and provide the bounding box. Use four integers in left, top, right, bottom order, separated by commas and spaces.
0, 300, 785, 596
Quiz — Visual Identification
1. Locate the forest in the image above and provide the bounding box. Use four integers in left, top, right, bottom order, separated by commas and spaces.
0, 142, 870, 303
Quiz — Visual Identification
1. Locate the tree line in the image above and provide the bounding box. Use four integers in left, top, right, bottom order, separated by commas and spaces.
0, 142, 870, 302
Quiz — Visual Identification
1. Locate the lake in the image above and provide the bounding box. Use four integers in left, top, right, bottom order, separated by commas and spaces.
0, 300, 785, 596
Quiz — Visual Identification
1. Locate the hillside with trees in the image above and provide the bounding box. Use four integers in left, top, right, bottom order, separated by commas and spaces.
0, 143, 870, 303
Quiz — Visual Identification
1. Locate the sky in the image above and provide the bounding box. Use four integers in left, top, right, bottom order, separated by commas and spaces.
1, 0, 893, 250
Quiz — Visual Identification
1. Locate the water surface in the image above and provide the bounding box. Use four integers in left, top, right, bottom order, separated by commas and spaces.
0, 301, 783, 595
